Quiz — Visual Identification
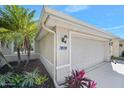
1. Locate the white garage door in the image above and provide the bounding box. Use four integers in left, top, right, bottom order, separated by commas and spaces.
71, 34, 108, 70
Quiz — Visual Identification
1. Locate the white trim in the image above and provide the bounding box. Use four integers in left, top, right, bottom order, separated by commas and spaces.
56, 64, 70, 69
36, 7, 120, 41
54, 29, 56, 83
71, 31, 109, 41
69, 31, 72, 75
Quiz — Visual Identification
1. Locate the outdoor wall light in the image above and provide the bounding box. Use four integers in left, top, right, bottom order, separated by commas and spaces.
61, 35, 68, 44
109, 39, 113, 46
109, 42, 113, 46
119, 44, 123, 47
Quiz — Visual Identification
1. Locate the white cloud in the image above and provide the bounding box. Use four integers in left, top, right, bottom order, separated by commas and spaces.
104, 25, 124, 30
64, 5, 90, 13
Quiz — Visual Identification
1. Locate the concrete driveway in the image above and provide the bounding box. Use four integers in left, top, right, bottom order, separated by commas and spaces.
86, 61, 124, 88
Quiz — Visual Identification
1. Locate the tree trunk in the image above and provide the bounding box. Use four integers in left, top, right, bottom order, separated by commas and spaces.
24, 36, 31, 66
27, 44, 30, 64
17, 46, 21, 65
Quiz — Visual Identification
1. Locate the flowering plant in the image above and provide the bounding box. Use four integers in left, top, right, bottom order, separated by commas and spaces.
64, 70, 96, 88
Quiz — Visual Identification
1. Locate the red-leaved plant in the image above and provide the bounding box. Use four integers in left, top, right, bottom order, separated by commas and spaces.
64, 70, 96, 88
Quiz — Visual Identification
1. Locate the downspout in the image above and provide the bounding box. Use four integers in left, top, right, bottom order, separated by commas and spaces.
41, 22, 60, 87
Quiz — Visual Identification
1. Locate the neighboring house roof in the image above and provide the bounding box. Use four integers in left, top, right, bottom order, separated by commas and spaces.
36, 7, 121, 40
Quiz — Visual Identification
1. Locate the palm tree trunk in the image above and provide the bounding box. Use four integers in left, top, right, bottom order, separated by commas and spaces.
24, 36, 31, 66
17, 46, 21, 65
27, 45, 30, 64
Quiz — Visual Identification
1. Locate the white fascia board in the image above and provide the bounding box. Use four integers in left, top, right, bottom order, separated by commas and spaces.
35, 7, 48, 40
46, 15, 115, 40
44, 7, 119, 39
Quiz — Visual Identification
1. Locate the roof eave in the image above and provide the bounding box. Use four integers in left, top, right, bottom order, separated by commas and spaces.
44, 7, 120, 39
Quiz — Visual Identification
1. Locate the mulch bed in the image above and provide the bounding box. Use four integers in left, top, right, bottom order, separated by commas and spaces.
0, 59, 55, 88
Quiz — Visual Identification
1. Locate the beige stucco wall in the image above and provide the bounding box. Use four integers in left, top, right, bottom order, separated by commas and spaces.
39, 32, 54, 64
38, 32, 54, 78
112, 39, 120, 57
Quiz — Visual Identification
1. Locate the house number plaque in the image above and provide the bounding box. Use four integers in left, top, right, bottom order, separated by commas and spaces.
59, 46, 67, 50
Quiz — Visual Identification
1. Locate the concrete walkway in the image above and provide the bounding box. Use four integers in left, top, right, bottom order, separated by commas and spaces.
86, 62, 124, 88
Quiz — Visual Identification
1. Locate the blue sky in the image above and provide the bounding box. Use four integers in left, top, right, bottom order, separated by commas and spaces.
48, 5, 124, 39
1, 5, 124, 38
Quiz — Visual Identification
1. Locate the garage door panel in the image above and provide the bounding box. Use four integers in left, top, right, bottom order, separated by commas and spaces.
71, 36, 107, 70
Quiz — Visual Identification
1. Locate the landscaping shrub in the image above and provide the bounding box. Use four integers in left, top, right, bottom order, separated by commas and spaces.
9, 73, 24, 87
34, 75, 48, 86
21, 69, 39, 87
64, 70, 96, 88
111, 56, 124, 61
0, 72, 12, 87
0, 69, 49, 88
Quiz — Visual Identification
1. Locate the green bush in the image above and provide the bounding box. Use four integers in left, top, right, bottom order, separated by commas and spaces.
10, 73, 24, 87
21, 69, 39, 87
0, 72, 12, 87
111, 56, 124, 61
34, 75, 48, 85
0, 69, 49, 88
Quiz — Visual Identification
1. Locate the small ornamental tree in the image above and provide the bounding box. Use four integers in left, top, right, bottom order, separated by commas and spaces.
0, 5, 38, 65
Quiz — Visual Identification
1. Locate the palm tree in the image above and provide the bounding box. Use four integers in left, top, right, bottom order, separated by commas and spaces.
0, 5, 37, 65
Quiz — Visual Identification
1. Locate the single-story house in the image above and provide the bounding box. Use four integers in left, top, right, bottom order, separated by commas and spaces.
1, 7, 124, 87
35, 7, 123, 86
